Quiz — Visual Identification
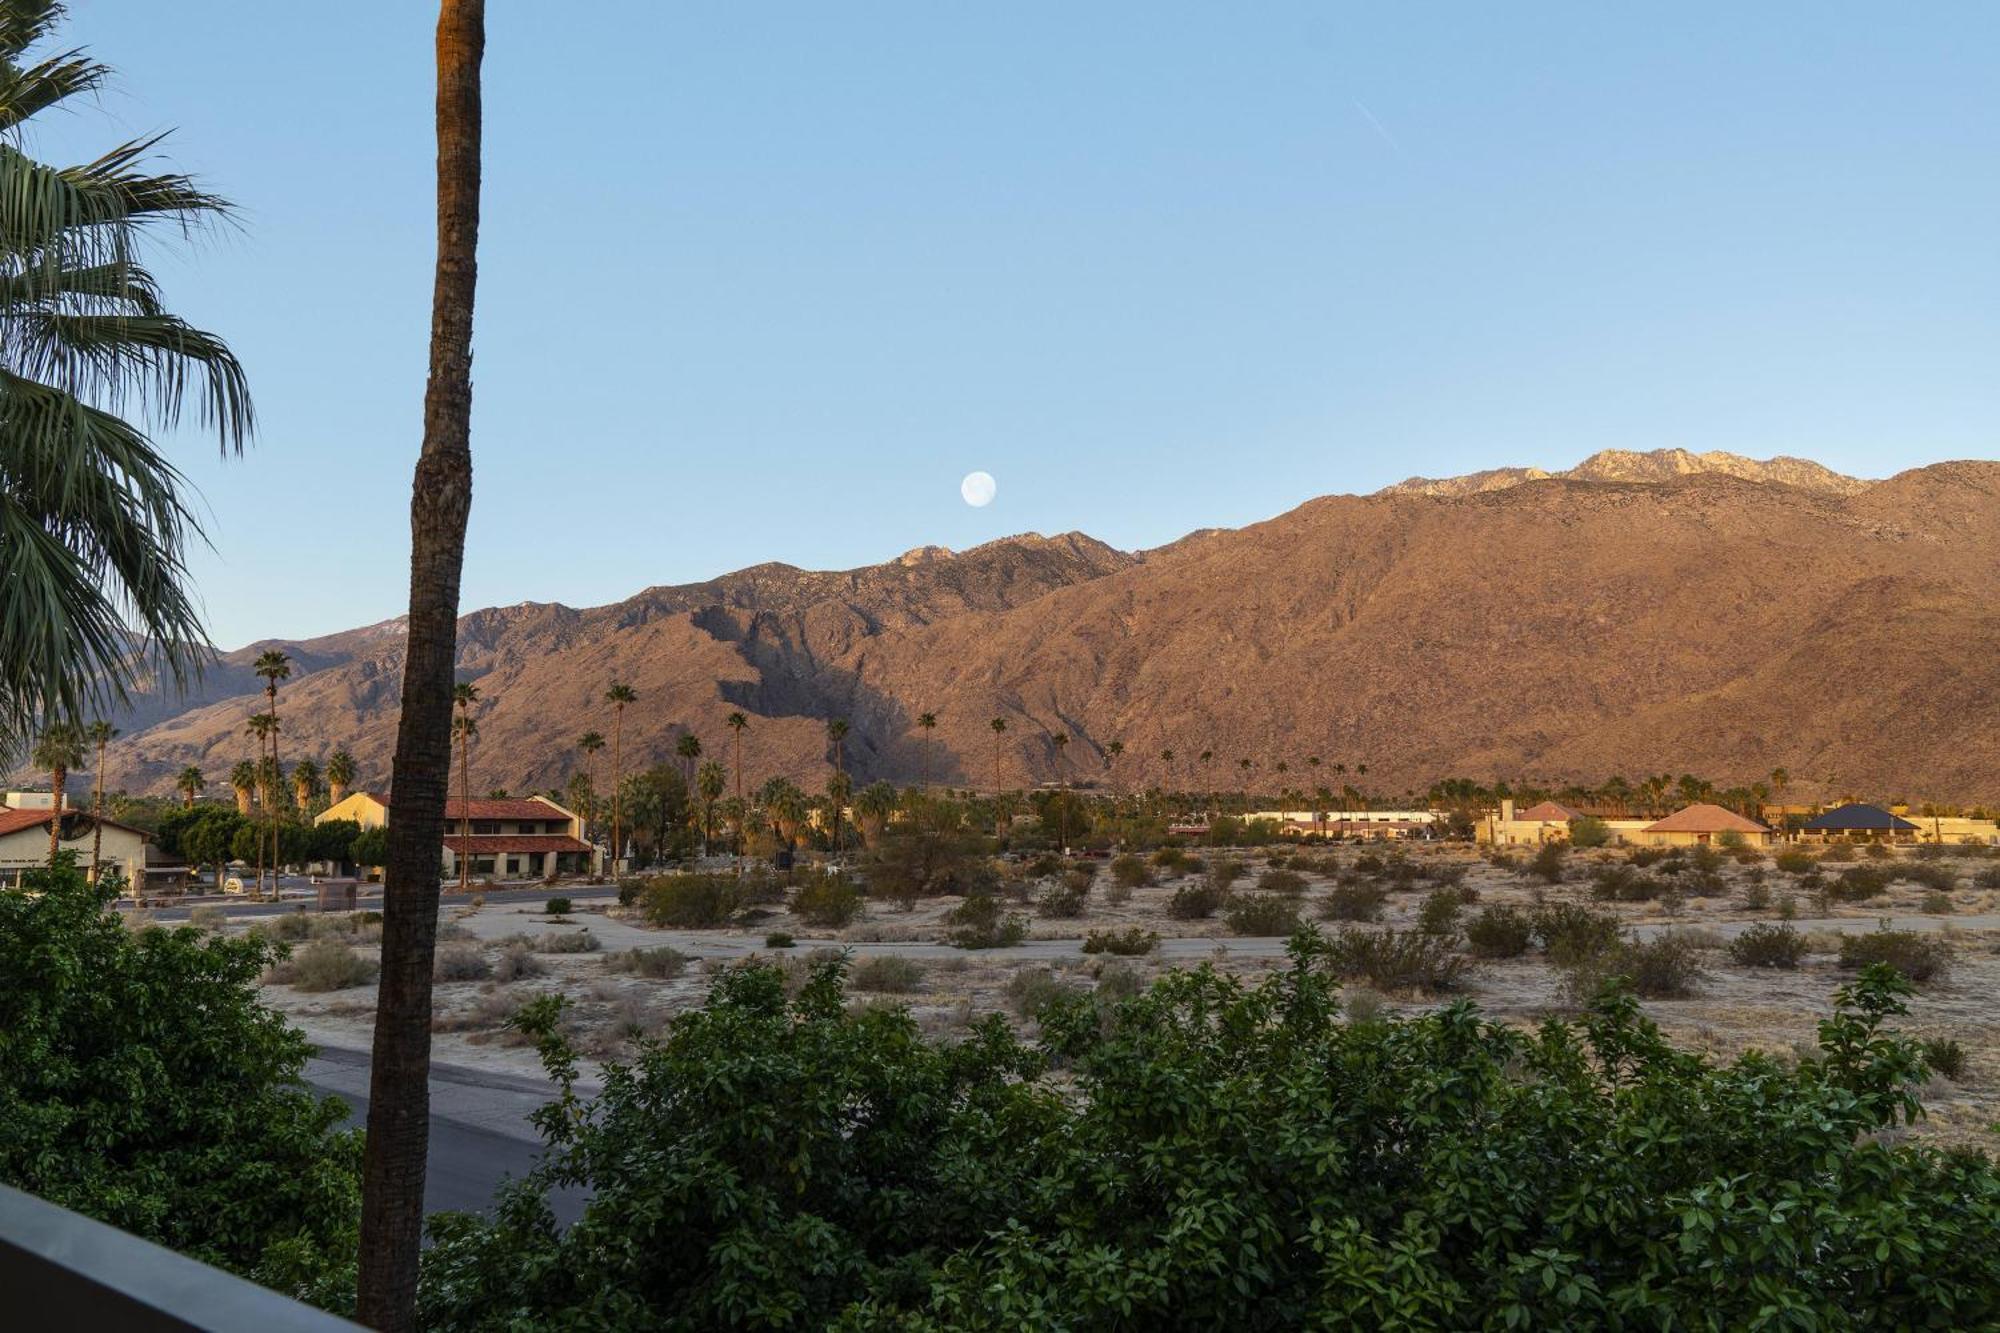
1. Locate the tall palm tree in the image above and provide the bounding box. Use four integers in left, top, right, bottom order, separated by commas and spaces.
603, 684, 635, 870
696, 759, 725, 855
988, 717, 1007, 836
1051, 732, 1071, 850
0, 7, 253, 761
175, 765, 204, 809
1160, 747, 1176, 800
229, 760, 256, 816
451, 682, 479, 892
675, 730, 702, 791
83, 719, 116, 883
31, 722, 83, 864
1106, 739, 1124, 795
825, 769, 853, 854
826, 717, 849, 774
1199, 749, 1215, 815
360, 4, 485, 1322
724, 712, 748, 868
291, 756, 321, 812
326, 748, 356, 805
576, 730, 605, 837
252, 650, 291, 895
916, 711, 938, 789
244, 712, 278, 894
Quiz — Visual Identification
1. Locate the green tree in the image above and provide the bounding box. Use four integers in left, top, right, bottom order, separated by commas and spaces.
695, 758, 725, 854
174, 763, 205, 809
252, 651, 291, 895
574, 729, 605, 838
359, 3, 485, 1322
2, 860, 357, 1305
603, 684, 636, 869
826, 717, 849, 774
916, 710, 938, 789
291, 755, 322, 813
988, 716, 1008, 836
82, 718, 116, 882
0, 6, 253, 759
29, 720, 83, 863
723, 711, 748, 867
451, 682, 478, 894
229, 758, 257, 816
852, 779, 898, 848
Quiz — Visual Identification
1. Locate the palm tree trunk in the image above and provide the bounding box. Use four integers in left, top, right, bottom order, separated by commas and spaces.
610, 707, 623, 872
265, 684, 279, 897
47, 765, 65, 865
357, 4, 482, 1326
457, 727, 470, 892
90, 739, 106, 885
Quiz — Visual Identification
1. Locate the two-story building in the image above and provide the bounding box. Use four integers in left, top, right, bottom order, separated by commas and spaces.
316, 791, 599, 880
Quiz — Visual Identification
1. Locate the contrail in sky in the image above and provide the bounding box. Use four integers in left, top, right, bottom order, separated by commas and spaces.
1353, 98, 1407, 158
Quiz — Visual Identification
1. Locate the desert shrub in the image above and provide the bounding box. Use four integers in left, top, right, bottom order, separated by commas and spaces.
1342, 988, 1388, 1024
850, 955, 925, 994
1082, 927, 1158, 956
1035, 868, 1094, 919
1865, 844, 1892, 860
1257, 868, 1307, 896
606, 946, 688, 979
420, 946, 2000, 1330
1109, 853, 1151, 888
1625, 847, 1671, 868
642, 873, 743, 928
1773, 849, 1816, 875
269, 939, 377, 993
1148, 846, 1187, 872
537, 929, 599, 954
260, 911, 314, 942
1740, 879, 1772, 912
1322, 927, 1469, 991
1590, 864, 1660, 903
1002, 966, 1081, 1019
1320, 883, 1388, 923
1727, 923, 1807, 969
545, 896, 573, 916
1921, 890, 1954, 915
1902, 862, 1958, 893
1819, 842, 1857, 862
616, 878, 643, 907
1354, 853, 1384, 875
1569, 816, 1611, 848
1464, 906, 1533, 959
1207, 858, 1246, 892
187, 904, 227, 931
792, 878, 864, 930
1839, 930, 1951, 984
1415, 886, 1474, 936
1525, 842, 1568, 884
946, 893, 1028, 949
1828, 865, 1893, 904
1620, 934, 1707, 999
1919, 1037, 1967, 1081
494, 942, 546, 982
433, 943, 493, 982
1531, 904, 1623, 965
1090, 960, 1143, 1002
1978, 866, 2000, 889
764, 932, 796, 950
1026, 852, 1066, 880
1224, 893, 1301, 936
1165, 882, 1225, 921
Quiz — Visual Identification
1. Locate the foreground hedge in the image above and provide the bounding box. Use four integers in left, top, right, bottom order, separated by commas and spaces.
421, 936, 2000, 1329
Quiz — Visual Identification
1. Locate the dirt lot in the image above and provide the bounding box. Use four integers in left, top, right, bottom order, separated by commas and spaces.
232, 840, 2000, 1147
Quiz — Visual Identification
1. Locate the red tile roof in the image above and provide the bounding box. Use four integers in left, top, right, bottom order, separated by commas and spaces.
1642, 803, 1769, 834
1517, 800, 1587, 822
358, 792, 574, 822
441, 835, 593, 855
0, 807, 149, 839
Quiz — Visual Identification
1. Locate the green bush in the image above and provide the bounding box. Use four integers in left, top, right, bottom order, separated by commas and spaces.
1902, 862, 1958, 893
1920, 1037, 1967, 1081
1165, 882, 1225, 920
1036, 870, 1092, 918
764, 932, 796, 950
791, 877, 863, 929
1320, 883, 1388, 923
850, 955, 925, 994
1224, 893, 1302, 936
0, 864, 358, 1306
1977, 867, 2000, 889
1727, 923, 1806, 969
642, 873, 744, 928
1589, 864, 1661, 902
1148, 846, 1187, 872
1773, 849, 1816, 875
1002, 966, 1082, 1019
495, 942, 546, 982
1569, 816, 1611, 848
545, 896, 573, 916
606, 946, 688, 978
1525, 841, 1568, 884
1828, 865, 1893, 903
946, 893, 1028, 949
1082, 927, 1158, 956
418, 948, 2000, 1330
1464, 905, 1533, 959
1415, 886, 1472, 936
616, 877, 643, 907
1530, 904, 1623, 965
187, 904, 228, 931
1840, 930, 1951, 984
1208, 857, 1246, 892
1619, 934, 1707, 999
1323, 927, 1469, 991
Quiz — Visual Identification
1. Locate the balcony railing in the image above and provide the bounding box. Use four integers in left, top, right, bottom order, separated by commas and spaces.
0, 1183, 363, 1331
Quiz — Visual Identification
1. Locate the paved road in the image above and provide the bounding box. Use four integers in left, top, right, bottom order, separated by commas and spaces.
146, 882, 622, 923
305, 1045, 592, 1225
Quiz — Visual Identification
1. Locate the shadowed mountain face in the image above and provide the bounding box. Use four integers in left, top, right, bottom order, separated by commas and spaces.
81, 455, 2000, 803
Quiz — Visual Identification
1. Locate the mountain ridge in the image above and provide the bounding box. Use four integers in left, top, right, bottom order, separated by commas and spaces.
70, 454, 2000, 803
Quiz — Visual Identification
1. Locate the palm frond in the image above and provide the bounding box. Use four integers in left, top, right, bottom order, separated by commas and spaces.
7, 310, 252, 447
0, 1, 64, 64
0, 48, 109, 130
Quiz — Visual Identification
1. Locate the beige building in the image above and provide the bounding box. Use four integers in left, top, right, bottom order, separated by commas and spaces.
317, 791, 598, 879
0, 805, 174, 891
1630, 803, 1774, 848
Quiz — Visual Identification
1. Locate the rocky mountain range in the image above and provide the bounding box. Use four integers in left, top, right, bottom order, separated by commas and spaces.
71, 451, 2000, 804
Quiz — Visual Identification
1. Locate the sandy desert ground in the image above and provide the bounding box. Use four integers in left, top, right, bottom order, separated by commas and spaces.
224, 840, 2000, 1149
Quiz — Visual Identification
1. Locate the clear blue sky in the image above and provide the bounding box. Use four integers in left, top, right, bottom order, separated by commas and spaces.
38, 2, 2000, 647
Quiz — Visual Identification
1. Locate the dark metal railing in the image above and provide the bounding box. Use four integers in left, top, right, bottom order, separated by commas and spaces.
0, 1184, 363, 1331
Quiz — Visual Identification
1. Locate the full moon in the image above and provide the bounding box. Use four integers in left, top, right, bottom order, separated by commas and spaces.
960, 471, 997, 507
